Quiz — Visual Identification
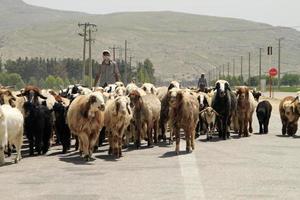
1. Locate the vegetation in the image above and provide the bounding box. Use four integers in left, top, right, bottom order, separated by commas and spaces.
0, 57, 156, 89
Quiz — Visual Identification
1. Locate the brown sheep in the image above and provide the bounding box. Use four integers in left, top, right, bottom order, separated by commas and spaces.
129, 90, 161, 149
279, 96, 300, 136
168, 89, 199, 154
67, 92, 105, 160
104, 96, 132, 158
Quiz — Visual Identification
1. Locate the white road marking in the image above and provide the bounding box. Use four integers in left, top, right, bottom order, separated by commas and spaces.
178, 142, 206, 200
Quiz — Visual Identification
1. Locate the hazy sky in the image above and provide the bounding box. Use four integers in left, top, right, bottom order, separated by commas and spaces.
23, 0, 299, 28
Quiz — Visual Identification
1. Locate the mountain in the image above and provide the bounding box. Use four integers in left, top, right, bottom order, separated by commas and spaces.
1, 0, 300, 81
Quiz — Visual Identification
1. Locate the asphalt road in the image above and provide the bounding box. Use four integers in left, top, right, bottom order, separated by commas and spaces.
1, 93, 300, 200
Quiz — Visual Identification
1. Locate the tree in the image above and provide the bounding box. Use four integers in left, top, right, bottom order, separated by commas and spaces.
45, 75, 57, 89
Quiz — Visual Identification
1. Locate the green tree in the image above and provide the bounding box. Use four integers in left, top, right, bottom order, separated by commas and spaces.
45, 75, 57, 89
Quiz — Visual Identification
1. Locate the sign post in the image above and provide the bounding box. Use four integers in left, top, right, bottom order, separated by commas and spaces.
268, 67, 278, 98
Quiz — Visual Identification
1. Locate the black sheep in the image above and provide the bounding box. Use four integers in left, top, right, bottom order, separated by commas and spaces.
23, 102, 53, 155
256, 100, 272, 134
212, 81, 237, 140
53, 102, 71, 153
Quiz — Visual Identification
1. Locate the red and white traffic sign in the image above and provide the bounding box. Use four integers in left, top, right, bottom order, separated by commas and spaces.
269, 67, 278, 77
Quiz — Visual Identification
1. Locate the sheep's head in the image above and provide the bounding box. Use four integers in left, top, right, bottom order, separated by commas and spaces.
17, 85, 47, 105
236, 86, 249, 100
197, 92, 208, 110
283, 101, 296, 121
0, 89, 16, 107
128, 90, 144, 109
115, 81, 125, 88
141, 83, 156, 94
114, 96, 131, 116
167, 88, 182, 108
114, 86, 126, 97
168, 81, 180, 91
81, 92, 105, 118
215, 80, 230, 97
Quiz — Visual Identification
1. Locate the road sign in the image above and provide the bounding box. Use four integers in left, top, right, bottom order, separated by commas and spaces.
267, 46, 273, 55
269, 67, 278, 77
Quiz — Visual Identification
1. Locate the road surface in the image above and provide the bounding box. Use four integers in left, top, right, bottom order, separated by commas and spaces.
0, 93, 300, 200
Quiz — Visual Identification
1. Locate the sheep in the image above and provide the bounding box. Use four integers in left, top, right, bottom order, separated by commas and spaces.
115, 81, 125, 88
129, 90, 161, 149
168, 89, 199, 154
114, 86, 127, 97
256, 100, 272, 134
53, 102, 71, 153
156, 86, 168, 101
235, 86, 256, 137
279, 96, 300, 136
199, 107, 219, 140
196, 92, 210, 136
67, 92, 105, 160
212, 80, 237, 140
141, 83, 157, 94
0, 104, 24, 165
168, 81, 180, 90
126, 83, 138, 95
18, 86, 53, 156
104, 96, 132, 158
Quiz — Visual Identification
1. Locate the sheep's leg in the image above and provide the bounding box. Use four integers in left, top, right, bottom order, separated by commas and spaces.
191, 127, 195, 150
153, 120, 158, 144
108, 131, 113, 155
281, 119, 287, 135
244, 116, 249, 137
264, 118, 270, 134
259, 121, 263, 134
0, 145, 4, 165
74, 135, 79, 151
185, 130, 191, 153
175, 128, 180, 155
14, 133, 23, 163
89, 131, 99, 157
147, 125, 153, 148
248, 112, 253, 133
79, 133, 89, 161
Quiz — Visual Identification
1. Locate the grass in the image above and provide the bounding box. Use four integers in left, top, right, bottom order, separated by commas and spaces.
273, 86, 300, 93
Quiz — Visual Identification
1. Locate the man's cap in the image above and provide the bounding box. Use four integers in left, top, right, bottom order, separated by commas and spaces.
102, 50, 111, 56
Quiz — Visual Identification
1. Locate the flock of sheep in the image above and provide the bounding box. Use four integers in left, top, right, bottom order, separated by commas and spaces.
0, 79, 300, 164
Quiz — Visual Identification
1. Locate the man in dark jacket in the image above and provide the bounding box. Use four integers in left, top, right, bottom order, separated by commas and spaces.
198, 73, 207, 91
93, 50, 121, 87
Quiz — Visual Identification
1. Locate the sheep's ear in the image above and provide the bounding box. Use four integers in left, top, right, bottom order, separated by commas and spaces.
38, 93, 47, 100
88, 95, 97, 104
126, 103, 131, 115
17, 92, 26, 97
115, 101, 120, 116
291, 96, 299, 103
212, 109, 221, 116
151, 87, 154, 94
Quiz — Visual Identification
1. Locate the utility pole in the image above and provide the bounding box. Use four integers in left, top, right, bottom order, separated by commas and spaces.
259, 48, 262, 89
129, 56, 133, 82
88, 27, 92, 88
222, 64, 225, 77
78, 23, 87, 84
248, 52, 251, 86
227, 62, 230, 77
78, 22, 97, 86
278, 38, 284, 88
124, 40, 128, 84
241, 56, 243, 81
233, 58, 235, 77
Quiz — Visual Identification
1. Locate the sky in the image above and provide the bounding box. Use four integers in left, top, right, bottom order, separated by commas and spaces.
23, 0, 299, 28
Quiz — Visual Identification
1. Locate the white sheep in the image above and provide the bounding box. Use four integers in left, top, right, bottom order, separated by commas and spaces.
104, 96, 132, 158
199, 107, 219, 141
0, 104, 24, 165
141, 83, 157, 94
